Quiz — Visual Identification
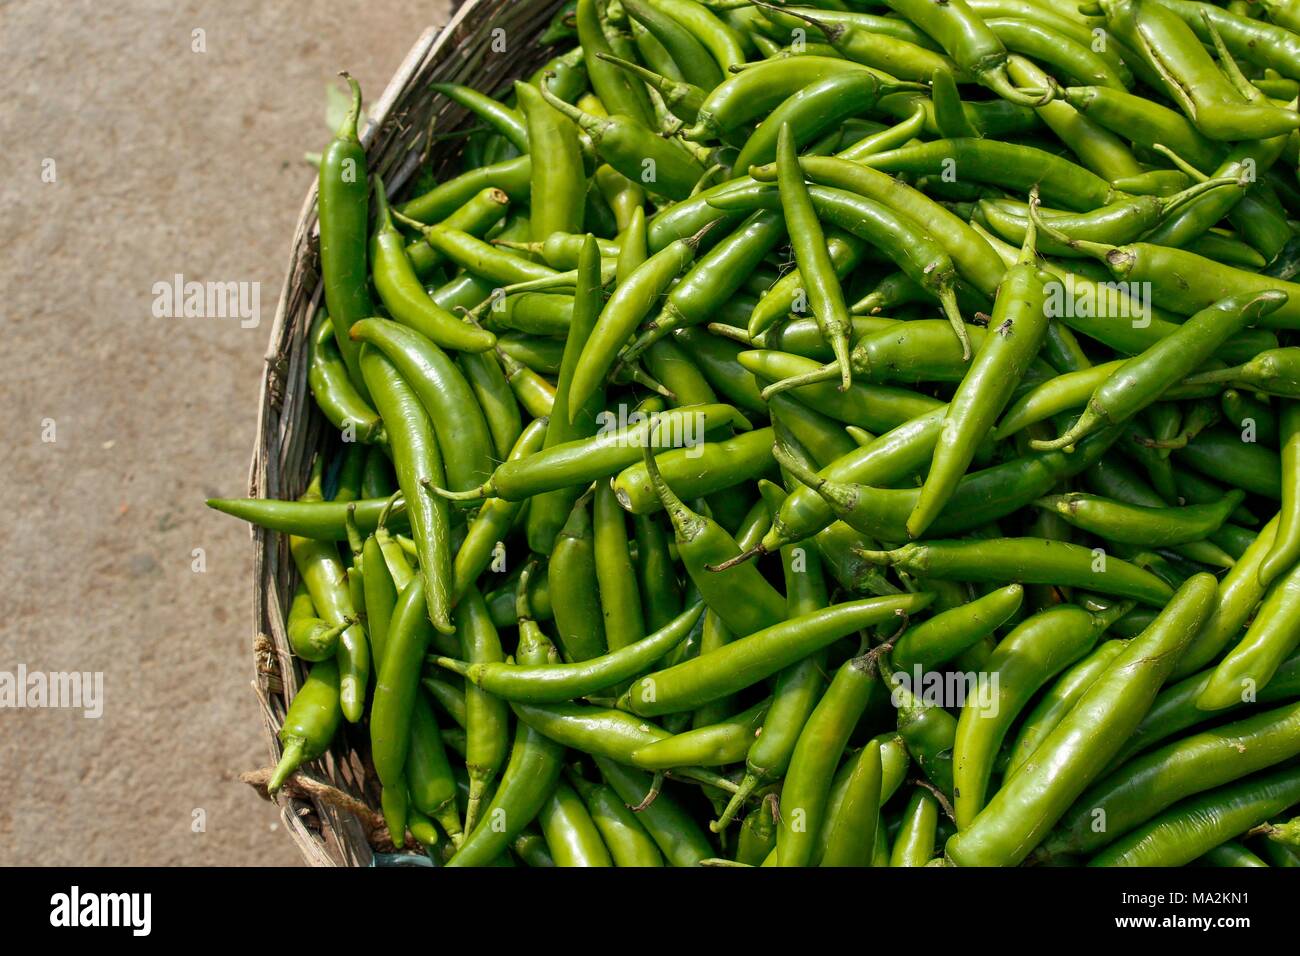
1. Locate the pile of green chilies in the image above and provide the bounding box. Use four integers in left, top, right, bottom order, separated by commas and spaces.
210, 0, 1300, 867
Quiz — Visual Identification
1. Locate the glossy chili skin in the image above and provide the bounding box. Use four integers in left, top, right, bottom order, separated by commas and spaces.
451, 418, 548, 600
285, 583, 350, 662
1005, 639, 1127, 777
539, 86, 704, 201
1199, 556, 1300, 711
287, 467, 370, 723
758, 407, 948, 560
371, 180, 498, 354
774, 123, 854, 388
269, 653, 342, 803
568, 772, 664, 867
683, 56, 892, 140
1259, 402, 1300, 587
628, 698, 771, 770
446, 582, 565, 868
1043, 701, 1300, 859
858, 537, 1175, 606
945, 573, 1217, 867
308, 311, 384, 444
1033, 292, 1288, 451
713, 486, 833, 832
777, 652, 883, 867
892, 584, 1024, 671
620, 593, 932, 717
820, 739, 884, 868
884, 658, 959, 797
1035, 489, 1244, 547
778, 424, 1120, 546
1088, 764, 1300, 867
864, 139, 1115, 211
537, 781, 613, 867
549, 493, 609, 662
711, 186, 969, 359
640, 423, 787, 637
371, 577, 436, 793
568, 228, 705, 420
1114, 647, 1300, 768
626, 210, 788, 362
1101, 0, 1300, 141
952, 603, 1121, 828
358, 346, 455, 636
890, 787, 940, 867
594, 757, 714, 866
747, 155, 1005, 299
526, 238, 608, 555
612, 428, 775, 514
350, 318, 493, 495
438, 603, 703, 704
909, 215, 1049, 536
450, 586, 509, 835
575, 0, 655, 127
592, 480, 646, 655
317, 75, 373, 394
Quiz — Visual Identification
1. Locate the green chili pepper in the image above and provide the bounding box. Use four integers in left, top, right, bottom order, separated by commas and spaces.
629, 698, 770, 769
437, 602, 702, 704
640, 417, 786, 636
909, 204, 1049, 536
890, 787, 940, 867
857, 537, 1175, 606
268, 657, 342, 795
450, 586, 510, 836
1032, 291, 1288, 451
1045, 701, 1300, 859
359, 346, 454, 636
285, 583, 353, 663
307, 311, 385, 443
568, 223, 714, 420
524, 239, 612, 554
1199, 556, 1300, 711
773, 123, 855, 386
819, 740, 884, 868
568, 771, 664, 866
778, 646, 886, 867
594, 757, 714, 866
317, 74, 373, 394
447, 570, 565, 868
451, 418, 549, 600
883, 654, 959, 797
712, 186, 973, 362
1004, 639, 1128, 777
945, 573, 1217, 866
349, 318, 493, 494
1101, 0, 1300, 141
1089, 764, 1300, 867
611, 427, 775, 514
1035, 489, 1244, 547
952, 602, 1129, 828
288, 466, 370, 721
892, 584, 1024, 671
620, 593, 932, 717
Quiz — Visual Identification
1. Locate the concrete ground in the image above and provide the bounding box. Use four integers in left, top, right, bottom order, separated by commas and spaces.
2, 0, 453, 865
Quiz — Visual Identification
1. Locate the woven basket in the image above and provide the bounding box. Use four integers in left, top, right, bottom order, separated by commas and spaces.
247, 0, 566, 867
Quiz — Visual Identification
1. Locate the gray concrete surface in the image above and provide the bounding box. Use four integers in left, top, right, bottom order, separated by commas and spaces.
2, 0, 452, 866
